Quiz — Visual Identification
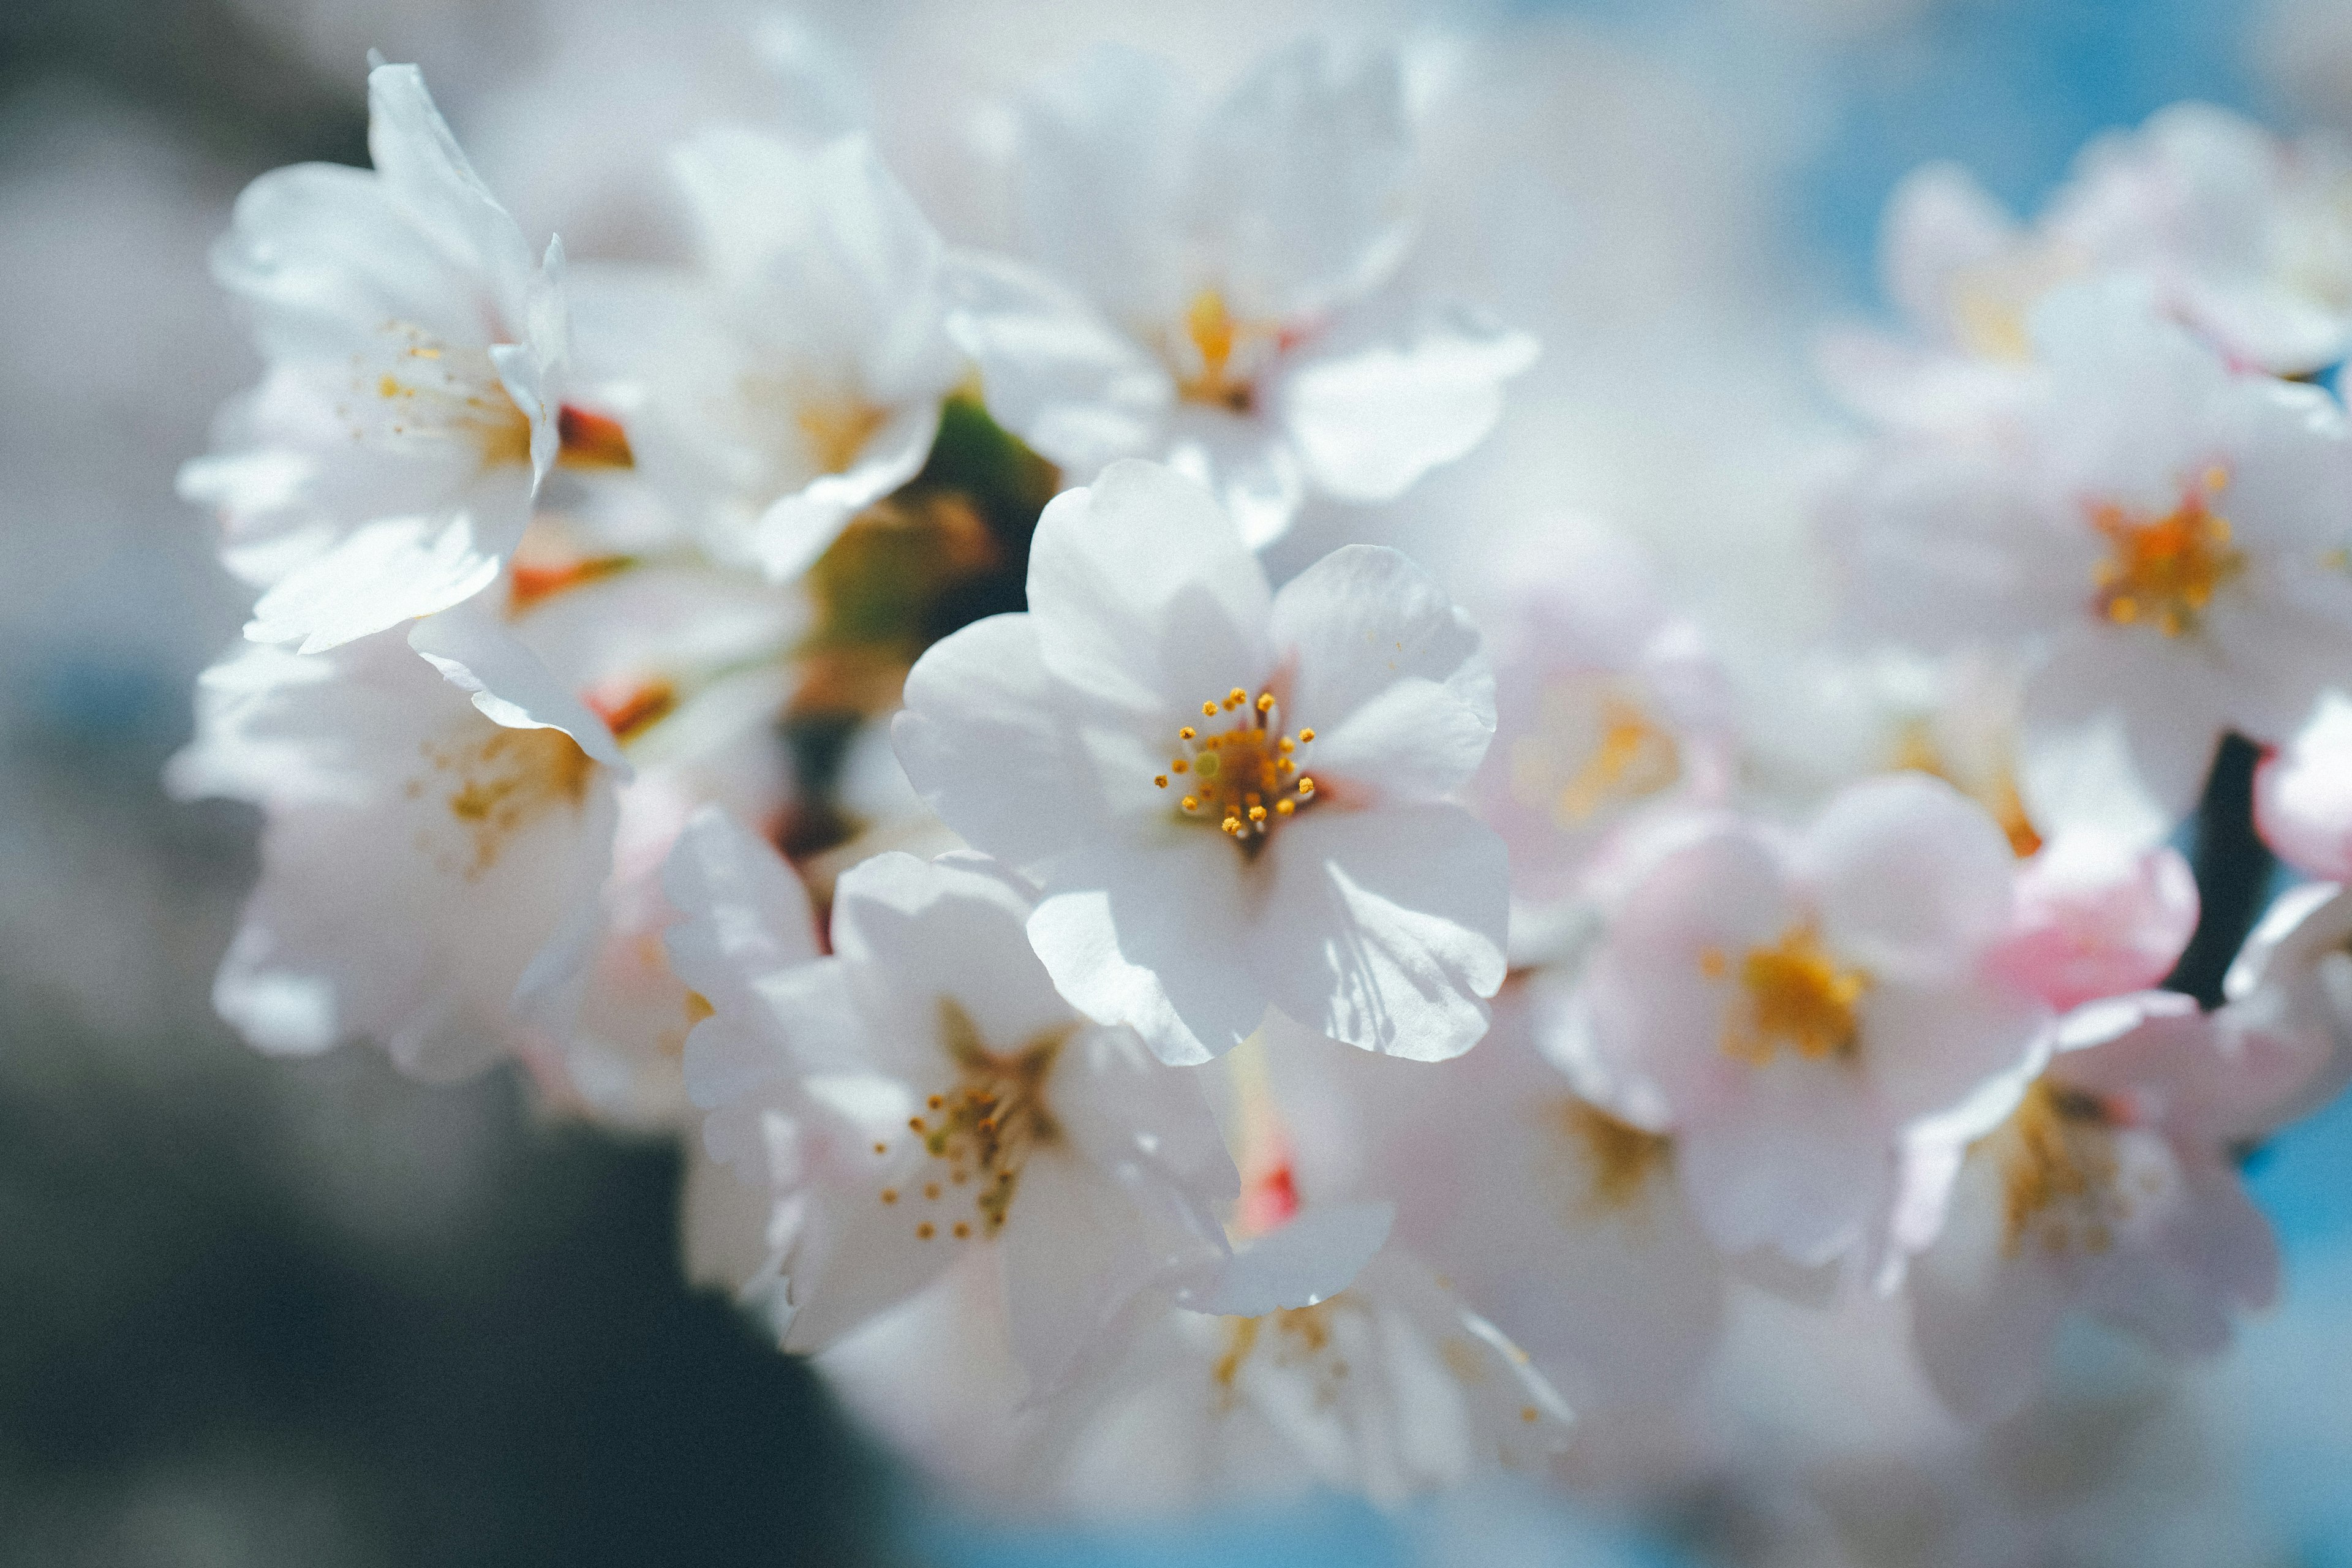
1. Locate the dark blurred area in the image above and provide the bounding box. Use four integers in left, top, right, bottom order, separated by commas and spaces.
0, 3, 892, 1561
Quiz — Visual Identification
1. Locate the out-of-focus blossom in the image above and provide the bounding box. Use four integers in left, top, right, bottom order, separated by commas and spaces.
1830, 282, 2352, 845
167, 620, 621, 1080
1549, 775, 2051, 1278
2224, 878, 2352, 1124
1825, 104, 2352, 428
584, 129, 964, 581
1987, 829, 2201, 1012
944, 40, 1535, 548
894, 459, 1507, 1066
1469, 533, 1738, 938
187, 64, 577, 658
663, 812, 1269, 1393
1909, 990, 2323, 1424
2255, 690, 2352, 880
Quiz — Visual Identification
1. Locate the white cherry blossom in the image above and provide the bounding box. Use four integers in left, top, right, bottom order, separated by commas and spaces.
579, 128, 964, 581
946, 40, 1535, 548
168, 617, 622, 1080
892, 459, 1508, 1066
661, 811, 1255, 1393
1909, 990, 2322, 1424
1548, 775, 2053, 1278
184, 62, 584, 654
1829, 281, 2352, 845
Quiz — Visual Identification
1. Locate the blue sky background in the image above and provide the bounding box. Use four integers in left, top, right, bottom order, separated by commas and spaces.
921, 0, 2352, 1561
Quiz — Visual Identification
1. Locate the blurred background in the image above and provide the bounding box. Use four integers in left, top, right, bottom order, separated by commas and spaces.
5, 0, 2352, 1563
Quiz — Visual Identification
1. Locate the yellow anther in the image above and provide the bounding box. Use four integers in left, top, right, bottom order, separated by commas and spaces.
1155, 775, 1169, 788
1182, 796, 1199, 811
1204, 701, 1219, 717
1275, 799, 1295, 816
1229, 688, 1247, 706
952, 1222, 971, 1239
880, 1189, 898, 1204
1180, 726, 1196, 741
1278, 737, 1294, 753
1172, 759, 1188, 774
1257, 692, 1275, 712
917, 1223, 935, 1240
1249, 805, 1267, 822
1297, 777, 1315, 794
1298, 728, 1315, 742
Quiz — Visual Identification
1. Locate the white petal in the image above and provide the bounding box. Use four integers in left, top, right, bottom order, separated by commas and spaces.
244, 505, 511, 655
1278, 299, 1536, 502
1806, 773, 2016, 980
1027, 836, 1266, 1066
1250, 805, 1507, 1061
1267, 544, 1494, 804
944, 250, 1172, 473
366, 62, 538, 322
1862, 978, 2051, 1126
748, 398, 940, 582
892, 612, 1114, 874
998, 1152, 1163, 1398
2018, 628, 2231, 846
1192, 40, 1414, 318
409, 600, 625, 770
1677, 1059, 1885, 1267
1172, 1201, 1393, 1317
1024, 460, 1275, 715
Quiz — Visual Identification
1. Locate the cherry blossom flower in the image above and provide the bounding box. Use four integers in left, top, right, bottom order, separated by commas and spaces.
1830, 281, 2352, 845
167, 618, 622, 1080
579, 128, 964, 581
1909, 991, 2323, 1424
945, 40, 1535, 548
662, 810, 1265, 1393
2223, 880, 2352, 1125
1548, 775, 2053, 1277
892, 459, 1508, 1066
1824, 105, 2352, 427
184, 62, 589, 654
1467, 533, 1738, 944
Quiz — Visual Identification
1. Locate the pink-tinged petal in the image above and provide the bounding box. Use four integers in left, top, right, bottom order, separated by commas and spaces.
1026, 837, 1266, 1066
892, 612, 1112, 874
1171, 1202, 1394, 1318
944, 251, 1173, 473
2018, 628, 2231, 846
1023, 461, 1275, 717
1808, 774, 2016, 981
1250, 805, 1507, 1061
1277, 299, 1536, 503
2221, 882, 2352, 1125
1267, 545, 1494, 804
409, 599, 625, 770
1192, 40, 1413, 320
1986, 831, 2199, 1009
244, 506, 511, 655
2256, 693, 2352, 880
1676, 1056, 1885, 1266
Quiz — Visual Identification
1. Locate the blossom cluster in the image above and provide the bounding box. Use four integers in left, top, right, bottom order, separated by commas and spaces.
173, 40, 2352, 1517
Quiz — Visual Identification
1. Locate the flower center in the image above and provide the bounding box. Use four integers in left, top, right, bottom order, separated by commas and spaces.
1704, 924, 1870, 1066
1155, 687, 1316, 845
1510, 680, 1681, 829
1996, 1079, 2123, 1257
1551, 1098, 1674, 1218
882, 998, 1066, 1243
796, 398, 889, 475
2089, 469, 2244, 638
364, 321, 535, 468
413, 722, 597, 880
1170, 290, 1276, 413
